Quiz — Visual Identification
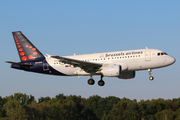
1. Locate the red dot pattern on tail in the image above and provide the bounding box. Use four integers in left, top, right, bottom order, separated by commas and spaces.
14, 35, 39, 61
22, 56, 27, 61
28, 55, 33, 59
20, 52, 25, 56
33, 51, 37, 55
19, 48, 23, 51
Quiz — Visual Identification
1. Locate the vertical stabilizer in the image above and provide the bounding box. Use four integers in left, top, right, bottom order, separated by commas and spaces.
12, 31, 45, 62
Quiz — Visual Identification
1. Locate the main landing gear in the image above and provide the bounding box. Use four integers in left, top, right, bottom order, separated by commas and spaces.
148, 69, 154, 81
87, 75, 105, 86
98, 75, 105, 86
88, 78, 95, 85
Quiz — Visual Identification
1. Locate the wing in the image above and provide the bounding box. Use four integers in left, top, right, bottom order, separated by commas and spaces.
51, 55, 102, 73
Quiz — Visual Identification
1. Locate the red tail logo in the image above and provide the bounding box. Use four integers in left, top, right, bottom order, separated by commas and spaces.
14, 35, 39, 61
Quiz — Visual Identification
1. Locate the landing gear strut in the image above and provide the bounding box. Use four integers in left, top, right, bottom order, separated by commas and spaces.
148, 69, 154, 80
98, 75, 105, 86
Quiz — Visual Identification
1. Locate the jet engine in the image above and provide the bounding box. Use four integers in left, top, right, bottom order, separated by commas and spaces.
101, 64, 135, 79
101, 65, 121, 77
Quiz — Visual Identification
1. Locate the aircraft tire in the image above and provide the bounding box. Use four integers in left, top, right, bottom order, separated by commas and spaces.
149, 76, 154, 81
98, 80, 105, 86
88, 79, 95, 85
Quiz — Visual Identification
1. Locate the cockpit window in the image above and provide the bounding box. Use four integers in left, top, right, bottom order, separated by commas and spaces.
157, 52, 168, 56
164, 52, 168, 55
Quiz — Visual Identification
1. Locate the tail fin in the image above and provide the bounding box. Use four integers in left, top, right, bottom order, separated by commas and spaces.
12, 31, 45, 62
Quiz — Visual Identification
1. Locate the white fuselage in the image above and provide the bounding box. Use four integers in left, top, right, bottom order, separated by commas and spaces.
45, 49, 175, 76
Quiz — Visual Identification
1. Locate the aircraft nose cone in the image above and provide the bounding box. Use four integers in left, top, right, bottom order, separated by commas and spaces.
169, 56, 176, 65
172, 57, 176, 64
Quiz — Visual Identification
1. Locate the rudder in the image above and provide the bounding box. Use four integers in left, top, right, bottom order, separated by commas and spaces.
12, 31, 45, 62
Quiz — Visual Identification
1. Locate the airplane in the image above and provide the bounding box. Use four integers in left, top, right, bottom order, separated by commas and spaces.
6, 31, 176, 86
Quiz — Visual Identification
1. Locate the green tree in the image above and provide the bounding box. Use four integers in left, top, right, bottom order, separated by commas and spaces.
26, 101, 51, 120
155, 109, 174, 120
38, 96, 51, 103
8, 93, 35, 106
55, 93, 66, 101
104, 98, 131, 120
138, 100, 149, 120
85, 95, 102, 120
0, 96, 7, 118
47, 97, 79, 120
124, 99, 139, 120
3, 100, 28, 120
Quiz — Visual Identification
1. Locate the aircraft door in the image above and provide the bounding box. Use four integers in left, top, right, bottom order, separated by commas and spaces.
145, 50, 151, 61
43, 60, 49, 71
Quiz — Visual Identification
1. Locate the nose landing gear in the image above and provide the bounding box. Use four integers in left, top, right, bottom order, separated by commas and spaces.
148, 69, 154, 80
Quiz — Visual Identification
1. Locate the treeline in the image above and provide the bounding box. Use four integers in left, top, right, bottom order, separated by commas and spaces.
1, 93, 180, 120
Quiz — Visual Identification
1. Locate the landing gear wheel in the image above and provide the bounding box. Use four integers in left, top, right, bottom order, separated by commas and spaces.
148, 69, 154, 81
98, 80, 105, 86
88, 78, 95, 85
149, 76, 154, 81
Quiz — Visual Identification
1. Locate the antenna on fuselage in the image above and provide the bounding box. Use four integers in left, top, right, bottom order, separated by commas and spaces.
146, 47, 148, 49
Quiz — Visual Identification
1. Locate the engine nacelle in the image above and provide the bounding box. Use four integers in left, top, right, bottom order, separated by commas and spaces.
118, 71, 135, 79
101, 64, 135, 79
101, 65, 121, 77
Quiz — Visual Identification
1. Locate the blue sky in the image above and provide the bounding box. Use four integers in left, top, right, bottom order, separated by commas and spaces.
0, 1, 179, 101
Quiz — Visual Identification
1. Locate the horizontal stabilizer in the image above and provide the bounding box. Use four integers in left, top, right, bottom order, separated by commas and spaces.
6, 61, 33, 66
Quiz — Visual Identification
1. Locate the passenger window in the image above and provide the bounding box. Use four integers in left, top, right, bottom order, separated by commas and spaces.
157, 53, 160, 56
